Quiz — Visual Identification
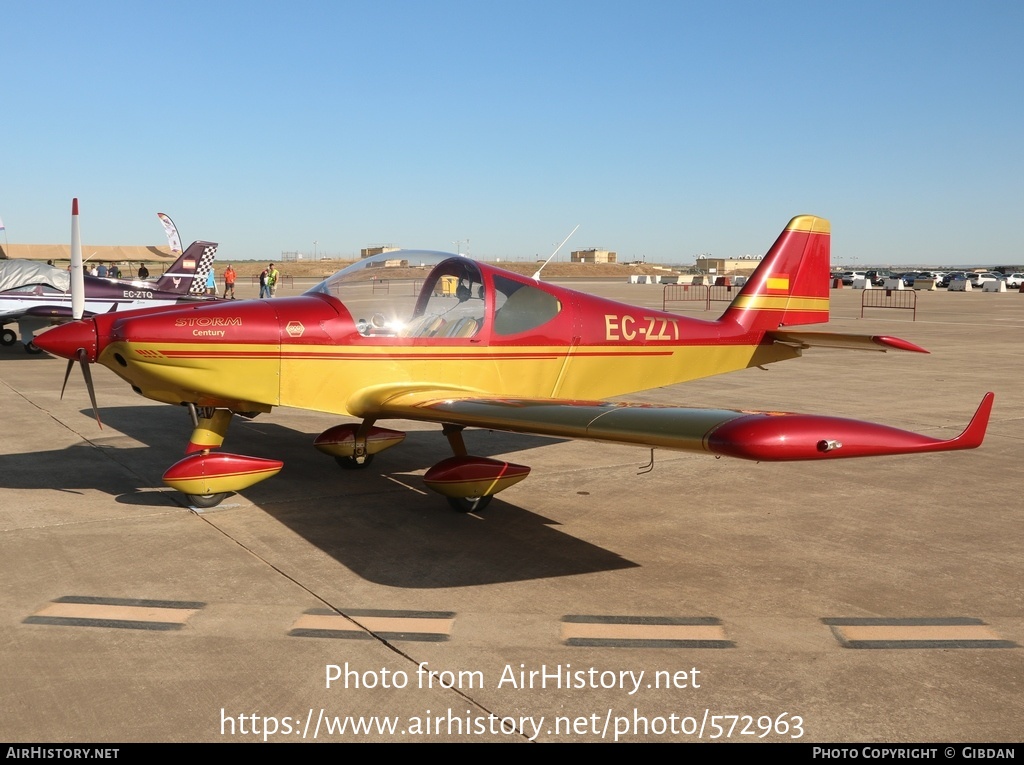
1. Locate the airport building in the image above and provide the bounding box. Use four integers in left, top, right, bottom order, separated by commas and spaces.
696, 256, 764, 276
361, 245, 401, 259
571, 248, 617, 263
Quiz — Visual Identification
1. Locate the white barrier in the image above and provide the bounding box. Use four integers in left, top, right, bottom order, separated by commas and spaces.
914, 279, 937, 291
853, 278, 871, 289
949, 279, 971, 291
982, 280, 1007, 292
883, 278, 906, 290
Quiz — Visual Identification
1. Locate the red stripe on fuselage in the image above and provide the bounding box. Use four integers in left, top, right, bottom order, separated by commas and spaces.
148, 349, 679, 361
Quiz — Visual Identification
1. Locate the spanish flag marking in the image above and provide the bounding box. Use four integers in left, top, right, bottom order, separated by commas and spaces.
767, 274, 790, 293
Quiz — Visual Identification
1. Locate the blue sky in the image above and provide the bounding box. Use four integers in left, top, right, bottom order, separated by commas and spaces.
2, 1, 1021, 265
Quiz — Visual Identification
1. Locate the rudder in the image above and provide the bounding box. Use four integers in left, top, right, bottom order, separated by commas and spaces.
719, 215, 830, 331
154, 241, 218, 295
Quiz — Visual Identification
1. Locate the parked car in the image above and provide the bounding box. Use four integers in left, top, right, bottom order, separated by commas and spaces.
967, 272, 1003, 288
840, 270, 868, 285
1003, 273, 1024, 289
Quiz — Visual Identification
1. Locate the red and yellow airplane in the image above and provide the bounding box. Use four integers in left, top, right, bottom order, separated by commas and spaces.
35, 214, 993, 510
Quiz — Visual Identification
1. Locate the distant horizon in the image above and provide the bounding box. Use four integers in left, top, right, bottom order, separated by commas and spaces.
5, 243, 1020, 272
2, 228, 1021, 268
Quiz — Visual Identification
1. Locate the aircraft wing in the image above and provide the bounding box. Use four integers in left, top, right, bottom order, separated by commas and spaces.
348, 386, 993, 462
0, 304, 102, 323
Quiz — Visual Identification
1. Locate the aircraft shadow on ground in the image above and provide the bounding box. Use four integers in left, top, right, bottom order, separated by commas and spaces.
6, 404, 638, 587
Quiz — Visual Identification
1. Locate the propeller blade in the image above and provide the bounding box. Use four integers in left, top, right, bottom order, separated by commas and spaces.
77, 348, 102, 429
60, 357, 75, 400
71, 198, 84, 321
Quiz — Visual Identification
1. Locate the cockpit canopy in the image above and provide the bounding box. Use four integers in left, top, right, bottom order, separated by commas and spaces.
308, 250, 562, 341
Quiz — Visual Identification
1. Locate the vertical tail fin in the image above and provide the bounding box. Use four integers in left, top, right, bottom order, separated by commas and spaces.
153, 241, 218, 295
719, 215, 830, 331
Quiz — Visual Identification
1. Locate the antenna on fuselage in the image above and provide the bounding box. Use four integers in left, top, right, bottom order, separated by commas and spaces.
532, 224, 580, 281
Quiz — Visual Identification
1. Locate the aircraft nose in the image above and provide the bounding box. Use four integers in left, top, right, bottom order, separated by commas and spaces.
33, 319, 99, 362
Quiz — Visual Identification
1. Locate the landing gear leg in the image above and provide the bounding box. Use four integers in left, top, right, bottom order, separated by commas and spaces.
346, 419, 377, 469
330, 419, 377, 469
186, 406, 233, 454
180, 407, 235, 508
441, 424, 487, 513
442, 424, 468, 456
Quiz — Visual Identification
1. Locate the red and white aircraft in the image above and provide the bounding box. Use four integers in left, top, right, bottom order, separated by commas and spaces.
36, 214, 992, 510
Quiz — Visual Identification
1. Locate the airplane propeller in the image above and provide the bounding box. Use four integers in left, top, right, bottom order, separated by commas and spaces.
59, 348, 102, 428
57, 198, 102, 428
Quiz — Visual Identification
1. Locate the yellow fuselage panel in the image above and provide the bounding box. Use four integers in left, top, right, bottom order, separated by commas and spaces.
107, 339, 797, 415
104, 341, 281, 409
278, 342, 797, 415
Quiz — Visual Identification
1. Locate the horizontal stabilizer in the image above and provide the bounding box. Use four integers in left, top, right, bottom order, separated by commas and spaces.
767, 331, 929, 353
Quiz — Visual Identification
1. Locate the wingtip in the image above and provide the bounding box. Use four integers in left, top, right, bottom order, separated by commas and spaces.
873, 335, 929, 353
951, 392, 994, 449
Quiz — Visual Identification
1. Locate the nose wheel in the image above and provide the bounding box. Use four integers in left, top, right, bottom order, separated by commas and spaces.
187, 493, 230, 509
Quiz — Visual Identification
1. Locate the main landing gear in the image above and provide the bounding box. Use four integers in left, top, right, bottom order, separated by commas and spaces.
0, 329, 39, 353
315, 420, 531, 512
420, 425, 530, 512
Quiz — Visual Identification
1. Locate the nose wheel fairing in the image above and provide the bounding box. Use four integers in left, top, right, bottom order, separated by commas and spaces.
162, 408, 283, 508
